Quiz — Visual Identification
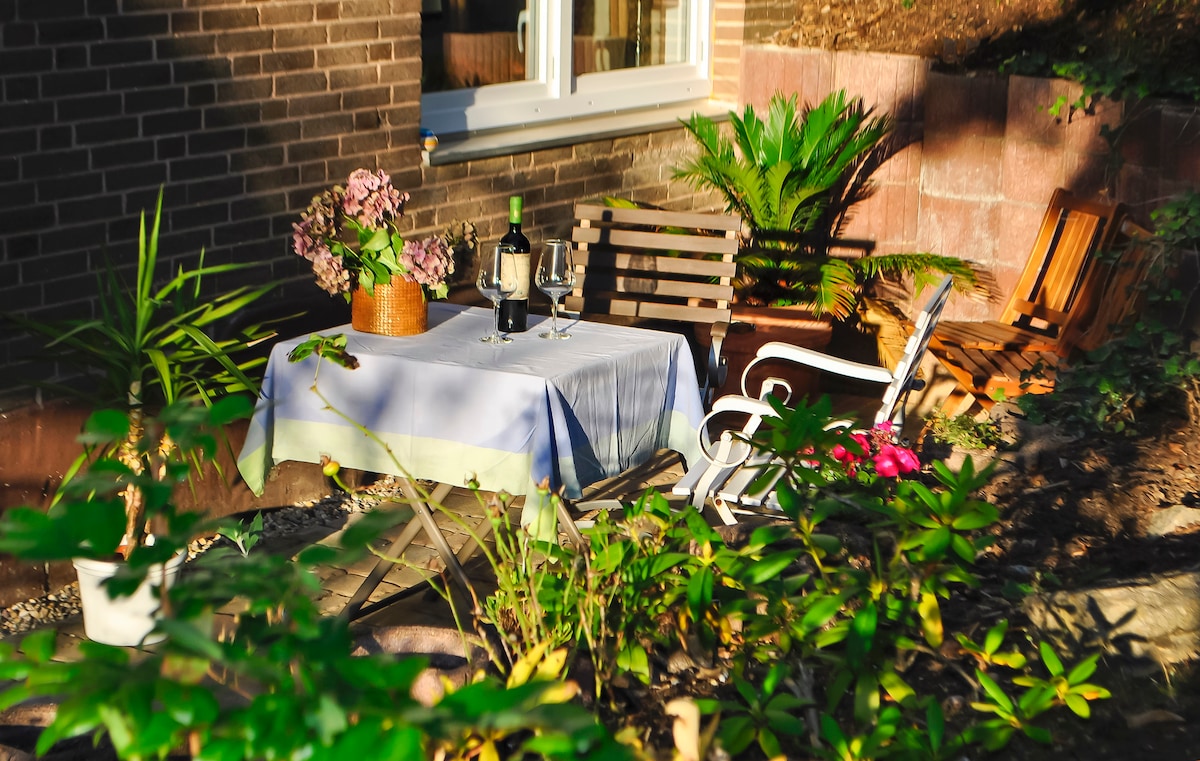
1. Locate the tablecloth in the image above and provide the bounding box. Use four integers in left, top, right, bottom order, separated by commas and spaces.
237, 303, 705, 534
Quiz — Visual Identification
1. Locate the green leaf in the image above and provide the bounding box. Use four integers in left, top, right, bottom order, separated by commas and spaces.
1039, 641, 1064, 677
20, 628, 58, 664
743, 549, 802, 584
800, 593, 844, 633
878, 670, 915, 707
853, 670, 880, 726
719, 715, 757, 755
1064, 692, 1091, 718
983, 621, 1008, 655
687, 567, 714, 616
918, 591, 943, 648
976, 670, 1014, 713
79, 409, 131, 445
1066, 653, 1099, 684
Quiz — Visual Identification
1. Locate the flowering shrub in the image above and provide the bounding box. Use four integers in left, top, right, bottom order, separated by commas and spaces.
292, 168, 456, 300
830, 421, 920, 478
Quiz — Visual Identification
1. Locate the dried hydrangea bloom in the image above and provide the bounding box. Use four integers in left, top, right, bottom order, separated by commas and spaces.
399, 236, 454, 287
343, 168, 408, 229
311, 247, 351, 295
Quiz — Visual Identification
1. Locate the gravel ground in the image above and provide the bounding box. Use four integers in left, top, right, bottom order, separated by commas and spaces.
0, 478, 418, 638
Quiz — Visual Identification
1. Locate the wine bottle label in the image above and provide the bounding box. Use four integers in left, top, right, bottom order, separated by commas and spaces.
503, 252, 530, 300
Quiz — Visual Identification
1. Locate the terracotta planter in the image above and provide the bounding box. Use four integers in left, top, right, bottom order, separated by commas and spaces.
703, 305, 834, 402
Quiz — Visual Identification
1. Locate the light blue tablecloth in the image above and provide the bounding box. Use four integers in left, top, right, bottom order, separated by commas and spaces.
237, 303, 704, 535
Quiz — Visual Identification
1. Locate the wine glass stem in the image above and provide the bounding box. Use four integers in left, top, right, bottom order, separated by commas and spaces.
550, 297, 559, 335
492, 301, 501, 342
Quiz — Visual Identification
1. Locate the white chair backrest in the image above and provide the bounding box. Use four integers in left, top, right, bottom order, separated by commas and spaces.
875, 275, 954, 426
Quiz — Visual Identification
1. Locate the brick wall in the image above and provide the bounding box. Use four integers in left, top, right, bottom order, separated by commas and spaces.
0, 0, 428, 397
0, 0, 741, 402
741, 44, 1200, 321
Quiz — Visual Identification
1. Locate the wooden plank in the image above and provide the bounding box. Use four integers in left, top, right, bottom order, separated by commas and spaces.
573, 248, 738, 278
565, 294, 732, 325
573, 225, 740, 257
573, 272, 734, 302
574, 203, 744, 234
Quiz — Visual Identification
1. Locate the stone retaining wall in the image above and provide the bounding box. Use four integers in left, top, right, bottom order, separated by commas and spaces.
741, 45, 1200, 320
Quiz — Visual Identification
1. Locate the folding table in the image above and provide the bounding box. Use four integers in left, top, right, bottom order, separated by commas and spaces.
236, 303, 705, 616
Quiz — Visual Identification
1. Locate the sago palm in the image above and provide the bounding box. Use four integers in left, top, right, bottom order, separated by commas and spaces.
676, 90, 981, 317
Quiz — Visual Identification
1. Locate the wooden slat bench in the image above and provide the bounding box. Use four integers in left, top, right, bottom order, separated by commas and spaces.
566, 203, 741, 405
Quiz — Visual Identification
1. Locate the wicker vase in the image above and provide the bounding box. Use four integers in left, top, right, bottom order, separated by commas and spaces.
351, 276, 428, 336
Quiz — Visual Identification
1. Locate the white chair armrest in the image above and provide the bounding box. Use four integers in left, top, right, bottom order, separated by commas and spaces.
743, 341, 895, 396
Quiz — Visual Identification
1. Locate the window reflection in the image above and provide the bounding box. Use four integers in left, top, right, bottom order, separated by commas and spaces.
421, 0, 531, 93
420, 0, 690, 94
573, 0, 687, 75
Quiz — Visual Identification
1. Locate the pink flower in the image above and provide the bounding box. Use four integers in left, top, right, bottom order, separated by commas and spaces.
873, 443, 919, 478
292, 168, 455, 298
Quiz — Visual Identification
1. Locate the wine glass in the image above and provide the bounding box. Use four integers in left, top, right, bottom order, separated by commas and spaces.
477, 243, 518, 344
535, 239, 576, 340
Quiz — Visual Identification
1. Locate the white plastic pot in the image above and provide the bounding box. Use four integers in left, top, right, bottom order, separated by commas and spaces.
72, 551, 185, 647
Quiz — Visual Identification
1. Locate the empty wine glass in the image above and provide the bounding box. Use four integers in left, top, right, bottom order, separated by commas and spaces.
535, 239, 576, 340
477, 243, 518, 344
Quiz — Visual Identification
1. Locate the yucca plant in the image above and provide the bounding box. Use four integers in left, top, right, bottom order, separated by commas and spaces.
6, 188, 277, 555
675, 90, 981, 317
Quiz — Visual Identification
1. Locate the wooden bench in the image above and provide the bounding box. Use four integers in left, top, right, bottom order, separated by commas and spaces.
565, 203, 741, 405
930, 218, 1156, 412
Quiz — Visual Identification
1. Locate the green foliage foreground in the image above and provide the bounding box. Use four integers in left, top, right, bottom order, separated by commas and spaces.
0, 393, 1111, 760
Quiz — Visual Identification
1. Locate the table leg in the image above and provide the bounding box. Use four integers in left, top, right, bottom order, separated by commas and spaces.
341, 481, 465, 620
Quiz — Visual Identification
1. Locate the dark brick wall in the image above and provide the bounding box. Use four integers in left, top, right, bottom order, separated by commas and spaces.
0, 0, 425, 395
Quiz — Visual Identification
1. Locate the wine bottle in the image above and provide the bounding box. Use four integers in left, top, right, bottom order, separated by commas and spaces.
498, 195, 531, 332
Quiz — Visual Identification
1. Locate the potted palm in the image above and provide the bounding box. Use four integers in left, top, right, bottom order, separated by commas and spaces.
674, 90, 982, 396
5, 189, 275, 644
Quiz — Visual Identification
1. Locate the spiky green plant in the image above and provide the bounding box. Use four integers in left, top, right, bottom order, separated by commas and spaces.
6, 188, 277, 553
675, 90, 981, 317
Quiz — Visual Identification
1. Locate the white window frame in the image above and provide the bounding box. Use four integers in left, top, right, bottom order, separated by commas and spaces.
420, 0, 712, 136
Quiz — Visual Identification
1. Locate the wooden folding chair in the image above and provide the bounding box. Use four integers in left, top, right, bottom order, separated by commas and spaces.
932, 188, 1125, 353
930, 219, 1156, 411
566, 203, 740, 406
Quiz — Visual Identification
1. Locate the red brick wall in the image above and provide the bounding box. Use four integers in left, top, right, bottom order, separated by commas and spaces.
0, 0, 738, 401
740, 45, 1200, 321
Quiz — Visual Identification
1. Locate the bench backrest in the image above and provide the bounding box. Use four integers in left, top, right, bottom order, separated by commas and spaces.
998, 188, 1125, 337
565, 203, 740, 326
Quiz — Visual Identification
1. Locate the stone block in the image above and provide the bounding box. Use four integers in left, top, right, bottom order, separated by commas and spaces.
1162, 105, 1200, 183
921, 133, 1002, 198
1025, 567, 1200, 664
917, 196, 1001, 276
1001, 139, 1065, 203
925, 71, 1007, 139
1006, 75, 1068, 145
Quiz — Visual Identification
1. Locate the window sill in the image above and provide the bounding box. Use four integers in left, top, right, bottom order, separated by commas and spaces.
422, 99, 733, 166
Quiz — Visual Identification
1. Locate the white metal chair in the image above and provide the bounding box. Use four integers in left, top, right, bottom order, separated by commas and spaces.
673, 276, 954, 524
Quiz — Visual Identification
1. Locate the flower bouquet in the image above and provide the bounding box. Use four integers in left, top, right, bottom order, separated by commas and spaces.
292, 168, 456, 301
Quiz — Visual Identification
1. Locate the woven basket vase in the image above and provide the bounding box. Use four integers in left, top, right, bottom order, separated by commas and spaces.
351, 276, 428, 336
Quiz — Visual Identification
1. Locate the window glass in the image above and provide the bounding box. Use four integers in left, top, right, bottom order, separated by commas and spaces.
420, 0, 708, 135
573, 0, 688, 75
421, 0, 534, 93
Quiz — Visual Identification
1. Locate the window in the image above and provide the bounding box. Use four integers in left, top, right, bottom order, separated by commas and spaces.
420, 0, 711, 136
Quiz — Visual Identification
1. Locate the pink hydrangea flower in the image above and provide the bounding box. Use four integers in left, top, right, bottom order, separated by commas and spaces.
291, 168, 455, 298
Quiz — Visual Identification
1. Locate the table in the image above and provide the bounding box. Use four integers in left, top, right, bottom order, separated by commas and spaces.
237, 303, 705, 538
